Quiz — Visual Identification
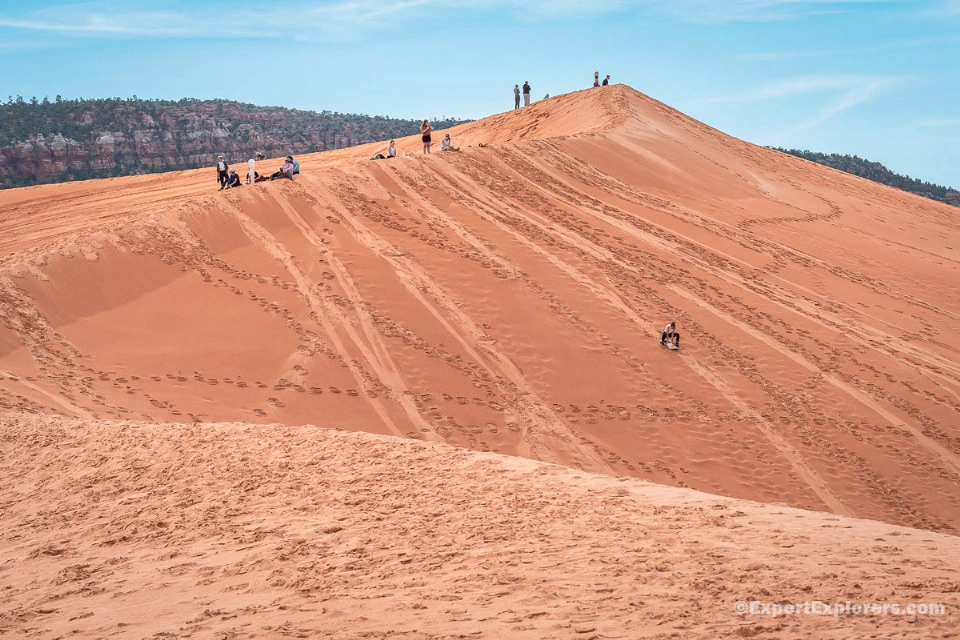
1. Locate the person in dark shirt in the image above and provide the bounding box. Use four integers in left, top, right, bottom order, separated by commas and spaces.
421, 120, 433, 154
522, 81, 531, 106
602, 74, 610, 86
224, 168, 242, 188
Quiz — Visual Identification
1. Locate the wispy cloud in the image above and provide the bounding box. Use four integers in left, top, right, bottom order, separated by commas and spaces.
910, 117, 960, 128
643, 0, 902, 24
696, 74, 902, 135
934, 0, 960, 15
0, 0, 628, 41
0, 0, 911, 42
731, 34, 960, 62
0, 1, 440, 40
782, 77, 897, 133
697, 74, 896, 105
0, 15, 242, 37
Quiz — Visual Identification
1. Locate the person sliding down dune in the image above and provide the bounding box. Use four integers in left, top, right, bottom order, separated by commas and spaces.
660, 321, 680, 348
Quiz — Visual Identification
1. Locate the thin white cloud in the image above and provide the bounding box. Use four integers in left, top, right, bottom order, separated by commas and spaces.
0, 9, 260, 38
0, 0, 628, 41
0, 16, 237, 37
732, 34, 960, 62
696, 74, 901, 136
0, 0, 906, 41
910, 117, 960, 128
481, 0, 627, 19
935, 0, 960, 14
697, 74, 895, 105
784, 77, 896, 133
644, 0, 903, 24
743, 76, 899, 139
0, 2, 435, 39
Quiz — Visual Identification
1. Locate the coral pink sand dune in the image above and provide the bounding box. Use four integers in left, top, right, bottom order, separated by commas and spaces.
1, 414, 958, 639
0, 84, 958, 636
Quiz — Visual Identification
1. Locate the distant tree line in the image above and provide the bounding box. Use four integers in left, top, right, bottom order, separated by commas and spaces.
0, 95, 469, 189
772, 148, 959, 208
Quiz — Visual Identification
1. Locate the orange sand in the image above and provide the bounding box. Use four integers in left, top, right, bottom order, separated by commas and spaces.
0, 85, 958, 637
1, 413, 958, 639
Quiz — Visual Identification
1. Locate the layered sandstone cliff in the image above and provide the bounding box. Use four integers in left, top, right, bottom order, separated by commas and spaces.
0, 98, 465, 188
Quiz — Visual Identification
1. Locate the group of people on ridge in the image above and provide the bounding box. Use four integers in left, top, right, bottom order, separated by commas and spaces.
370, 124, 460, 159
419, 120, 459, 154
513, 81, 532, 109
216, 152, 300, 190
510, 72, 610, 111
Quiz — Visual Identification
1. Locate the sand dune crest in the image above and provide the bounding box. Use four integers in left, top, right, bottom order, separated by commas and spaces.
0, 86, 957, 532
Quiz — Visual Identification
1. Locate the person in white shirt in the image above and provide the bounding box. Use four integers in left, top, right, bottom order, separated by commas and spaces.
387, 140, 396, 158
661, 321, 680, 348
216, 156, 229, 189
270, 158, 295, 180
440, 134, 459, 151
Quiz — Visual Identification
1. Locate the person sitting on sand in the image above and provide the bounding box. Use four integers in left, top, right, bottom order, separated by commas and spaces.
223, 168, 242, 188
602, 74, 610, 86
440, 134, 459, 152
660, 321, 680, 348
289, 156, 300, 174
387, 140, 397, 158
270, 158, 295, 180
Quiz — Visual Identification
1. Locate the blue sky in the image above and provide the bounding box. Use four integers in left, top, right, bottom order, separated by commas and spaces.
2, 0, 958, 187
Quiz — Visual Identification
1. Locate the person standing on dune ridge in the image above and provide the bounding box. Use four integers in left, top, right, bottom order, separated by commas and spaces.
514, 84, 521, 109
216, 155, 229, 190
421, 119, 433, 154
522, 81, 531, 106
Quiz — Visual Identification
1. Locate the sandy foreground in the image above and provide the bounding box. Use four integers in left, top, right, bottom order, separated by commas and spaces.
0, 85, 958, 636
1, 413, 958, 639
